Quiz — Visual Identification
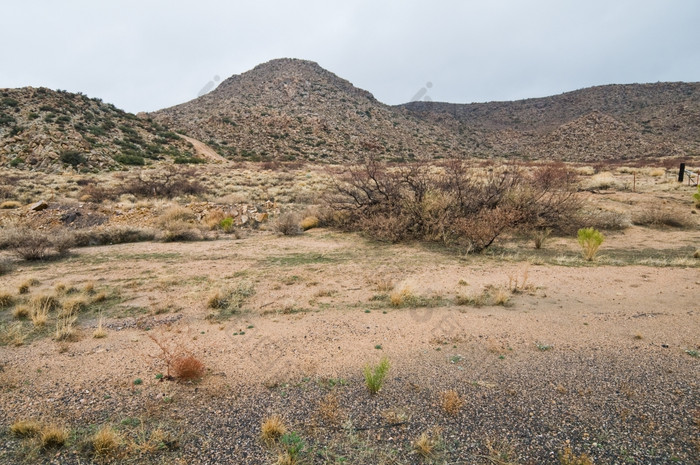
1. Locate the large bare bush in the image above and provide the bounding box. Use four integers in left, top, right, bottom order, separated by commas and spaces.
327, 158, 580, 252
0, 226, 74, 260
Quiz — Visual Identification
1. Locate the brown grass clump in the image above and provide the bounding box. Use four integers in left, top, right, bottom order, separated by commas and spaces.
93, 317, 107, 338
260, 415, 287, 443
92, 425, 121, 456
389, 285, 414, 307
485, 438, 520, 465
203, 209, 226, 230
440, 390, 465, 416
12, 305, 30, 320
559, 447, 594, 465
300, 215, 319, 231
18, 278, 39, 294
276, 451, 297, 465
60, 296, 89, 317
413, 428, 442, 458
0, 291, 15, 308
40, 424, 69, 449
158, 205, 196, 224
0, 200, 21, 209
10, 420, 42, 437
54, 316, 78, 341
83, 281, 95, 294
31, 294, 60, 312
1, 322, 26, 346
317, 393, 344, 426
30, 301, 50, 327
171, 355, 206, 380
134, 427, 176, 453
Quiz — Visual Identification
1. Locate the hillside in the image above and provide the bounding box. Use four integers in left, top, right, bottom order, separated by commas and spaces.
2, 61, 699, 169
400, 82, 700, 161
150, 58, 467, 163
0, 87, 198, 171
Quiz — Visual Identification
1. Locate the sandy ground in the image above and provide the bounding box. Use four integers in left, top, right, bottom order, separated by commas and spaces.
1, 221, 699, 464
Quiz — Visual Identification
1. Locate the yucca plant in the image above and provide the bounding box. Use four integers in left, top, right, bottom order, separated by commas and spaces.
577, 227, 604, 261
363, 357, 390, 394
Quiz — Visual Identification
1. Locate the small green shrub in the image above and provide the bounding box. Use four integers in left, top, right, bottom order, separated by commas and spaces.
693, 185, 700, 208
577, 227, 604, 261
59, 150, 85, 167
114, 153, 145, 166
363, 356, 390, 394
219, 217, 235, 233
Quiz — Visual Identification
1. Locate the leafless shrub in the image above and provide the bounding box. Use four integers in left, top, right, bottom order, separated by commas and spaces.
117, 166, 207, 198
632, 207, 693, 229
0, 257, 12, 276
578, 209, 631, 231
0, 226, 73, 260
171, 355, 206, 380
148, 333, 205, 381
328, 158, 580, 252
275, 212, 303, 236
72, 226, 156, 246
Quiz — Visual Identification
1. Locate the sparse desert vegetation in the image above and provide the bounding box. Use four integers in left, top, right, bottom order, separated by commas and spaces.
0, 160, 698, 464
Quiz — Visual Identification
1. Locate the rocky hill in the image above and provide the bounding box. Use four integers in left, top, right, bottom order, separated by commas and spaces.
0, 87, 197, 171
150, 58, 467, 163
2, 60, 699, 169
400, 82, 700, 162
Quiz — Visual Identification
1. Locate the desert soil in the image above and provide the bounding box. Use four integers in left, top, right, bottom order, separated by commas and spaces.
1, 214, 699, 464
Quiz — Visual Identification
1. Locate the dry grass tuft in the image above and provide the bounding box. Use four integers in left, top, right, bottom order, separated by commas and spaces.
172, 355, 206, 380
1, 322, 26, 346
559, 446, 594, 465
413, 428, 442, 458
18, 278, 39, 294
30, 301, 50, 327
440, 390, 465, 416
93, 316, 107, 338
485, 438, 520, 465
10, 420, 41, 437
0, 200, 21, 209
300, 215, 319, 231
260, 415, 287, 443
83, 281, 95, 294
92, 425, 121, 456
54, 316, 78, 342
0, 291, 15, 309
31, 294, 60, 312
40, 424, 69, 449
389, 285, 414, 307
317, 393, 344, 426
373, 277, 394, 292
12, 305, 30, 320
60, 296, 89, 317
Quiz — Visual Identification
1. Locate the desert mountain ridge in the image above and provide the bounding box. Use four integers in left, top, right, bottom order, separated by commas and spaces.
2, 57, 699, 170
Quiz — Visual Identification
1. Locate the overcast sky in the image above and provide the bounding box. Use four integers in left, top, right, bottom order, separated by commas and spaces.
2, 1, 699, 113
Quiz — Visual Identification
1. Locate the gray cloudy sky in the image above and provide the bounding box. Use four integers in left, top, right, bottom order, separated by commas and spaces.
2, 1, 699, 113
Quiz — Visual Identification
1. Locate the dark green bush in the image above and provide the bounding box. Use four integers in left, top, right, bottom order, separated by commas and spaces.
114, 153, 145, 165
59, 150, 86, 167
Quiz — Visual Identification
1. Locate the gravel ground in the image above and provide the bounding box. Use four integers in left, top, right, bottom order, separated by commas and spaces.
1, 346, 698, 464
